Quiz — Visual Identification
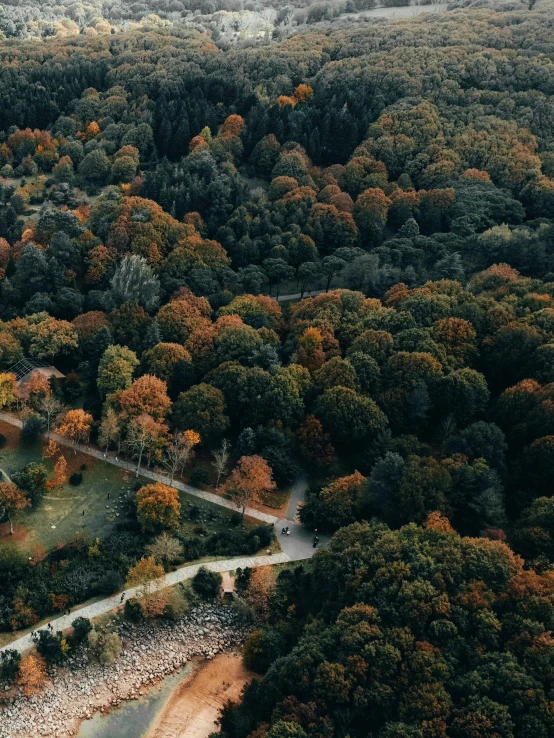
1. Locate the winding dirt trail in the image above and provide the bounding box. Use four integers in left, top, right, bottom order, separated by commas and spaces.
145, 653, 255, 738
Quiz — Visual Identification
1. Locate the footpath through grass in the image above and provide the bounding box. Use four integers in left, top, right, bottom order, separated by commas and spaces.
0, 421, 266, 556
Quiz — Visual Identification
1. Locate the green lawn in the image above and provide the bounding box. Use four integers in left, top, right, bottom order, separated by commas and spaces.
0, 421, 267, 556
0, 427, 140, 554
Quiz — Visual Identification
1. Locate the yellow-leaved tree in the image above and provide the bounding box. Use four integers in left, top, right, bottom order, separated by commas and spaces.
135, 482, 181, 533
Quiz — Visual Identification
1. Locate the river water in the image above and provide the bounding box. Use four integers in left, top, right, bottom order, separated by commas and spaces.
75, 663, 193, 738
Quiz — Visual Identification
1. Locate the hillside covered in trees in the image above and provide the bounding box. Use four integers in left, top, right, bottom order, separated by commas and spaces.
0, 3, 554, 735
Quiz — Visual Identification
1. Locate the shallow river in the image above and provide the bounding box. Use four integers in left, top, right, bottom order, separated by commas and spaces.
75, 663, 193, 738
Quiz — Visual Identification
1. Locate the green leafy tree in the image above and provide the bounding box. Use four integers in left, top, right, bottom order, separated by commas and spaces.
172, 383, 229, 446
78, 149, 111, 189
315, 386, 388, 447
97, 344, 139, 396
434, 368, 490, 425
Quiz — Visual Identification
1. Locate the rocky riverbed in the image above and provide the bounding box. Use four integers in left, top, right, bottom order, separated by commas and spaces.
0, 605, 249, 738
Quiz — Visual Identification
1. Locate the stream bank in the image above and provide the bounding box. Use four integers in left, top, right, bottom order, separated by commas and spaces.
0, 604, 249, 738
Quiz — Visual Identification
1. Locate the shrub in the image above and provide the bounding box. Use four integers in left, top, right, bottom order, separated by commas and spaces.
124, 598, 143, 622
0, 433, 7, 449
189, 467, 210, 486
96, 570, 124, 594
80, 463, 87, 471
0, 649, 21, 684
21, 415, 45, 444
69, 472, 83, 486
192, 566, 222, 599
161, 587, 189, 620
250, 525, 272, 548
188, 504, 201, 521
87, 629, 121, 664
99, 633, 121, 664
32, 630, 69, 665
71, 616, 92, 645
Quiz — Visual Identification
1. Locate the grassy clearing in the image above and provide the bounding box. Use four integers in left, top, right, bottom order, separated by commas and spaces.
0, 422, 133, 554
259, 486, 290, 510
0, 421, 271, 557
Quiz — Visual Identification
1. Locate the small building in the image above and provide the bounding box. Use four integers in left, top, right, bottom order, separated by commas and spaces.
9, 358, 65, 386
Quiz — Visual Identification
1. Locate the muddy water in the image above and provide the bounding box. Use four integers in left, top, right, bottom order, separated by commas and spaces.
75, 663, 194, 738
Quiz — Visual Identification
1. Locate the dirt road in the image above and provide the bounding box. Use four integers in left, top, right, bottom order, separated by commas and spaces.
145, 653, 255, 738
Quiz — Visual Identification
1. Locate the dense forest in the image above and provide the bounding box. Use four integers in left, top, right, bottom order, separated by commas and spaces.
0, 3, 553, 735
0, 0, 447, 46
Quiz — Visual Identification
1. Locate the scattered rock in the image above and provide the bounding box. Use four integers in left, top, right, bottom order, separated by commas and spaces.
0, 604, 248, 738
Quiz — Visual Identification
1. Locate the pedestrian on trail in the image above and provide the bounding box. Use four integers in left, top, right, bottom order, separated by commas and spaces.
107, 493, 110, 499
115, 456, 118, 462
82, 509, 85, 516
120, 592, 125, 603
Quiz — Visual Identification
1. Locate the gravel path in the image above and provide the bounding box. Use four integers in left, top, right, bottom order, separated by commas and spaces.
0, 412, 278, 525
286, 474, 307, 521
0, 412, 327, 655
0, 553, 290, 655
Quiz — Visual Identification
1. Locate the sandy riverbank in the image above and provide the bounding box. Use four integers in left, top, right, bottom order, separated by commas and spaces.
0, 604, 249, 738
145, 653, 255, 738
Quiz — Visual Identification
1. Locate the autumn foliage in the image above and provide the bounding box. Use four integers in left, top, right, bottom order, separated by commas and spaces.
18, 653, 47, 696
225, 455, 275, 515
55, 409, 93, 449
135, 482, 181, 532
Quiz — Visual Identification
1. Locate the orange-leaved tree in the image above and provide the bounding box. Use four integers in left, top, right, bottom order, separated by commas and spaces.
0, 482, 29, 534
244, 566, 273, 622
297, 414, 334, 465
42, 439, 60, 459
294, 83, 314, 103
27, 372, 51, 407
46, 455, 68, 491
225, 455, 275, 517
55, 409, 93, 453
220, 114, 245, 139
18, 653, 47, 696
117, 374, 171, 421
136, 482, 181, 533
296, 327, 325, 372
